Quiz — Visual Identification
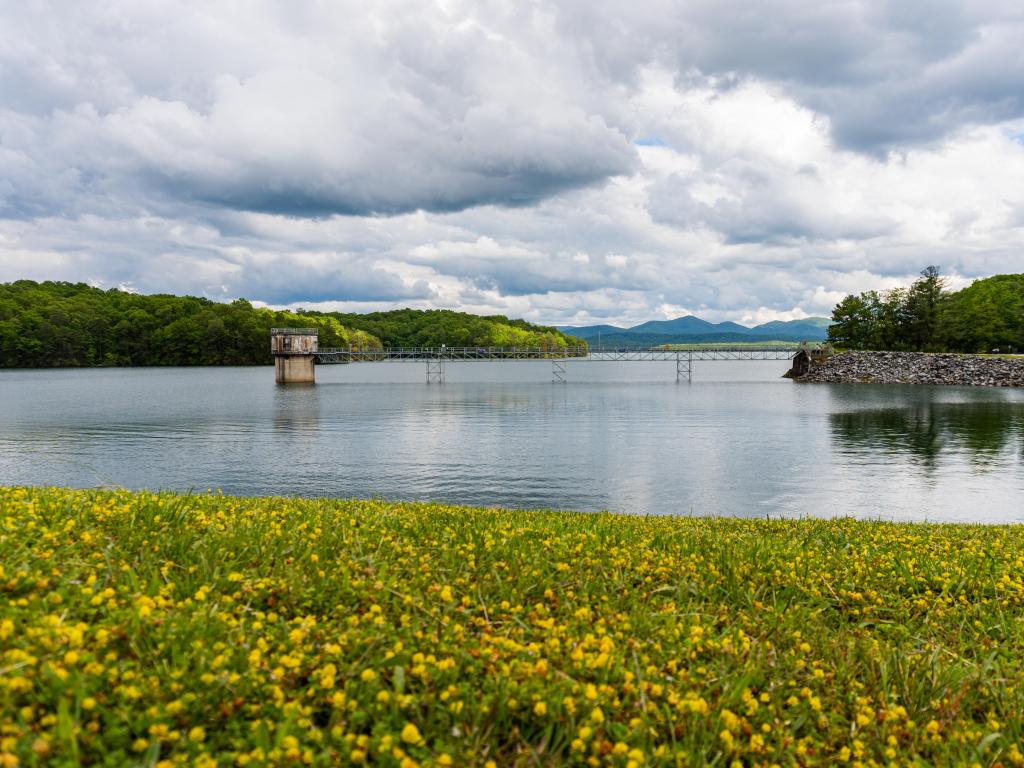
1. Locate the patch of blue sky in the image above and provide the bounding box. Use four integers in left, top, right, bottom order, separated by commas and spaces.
1001, 127, 1024, 144
633, 136, 668, 147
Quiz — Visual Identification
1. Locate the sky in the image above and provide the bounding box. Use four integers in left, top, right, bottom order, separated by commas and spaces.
2, 1, 1023, 327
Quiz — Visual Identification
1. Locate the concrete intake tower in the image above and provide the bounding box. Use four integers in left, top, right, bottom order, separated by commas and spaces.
271, 328, 318, 384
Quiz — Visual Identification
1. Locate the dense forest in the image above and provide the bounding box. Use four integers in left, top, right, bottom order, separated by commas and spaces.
332, 308, 579, 349
0, 281, 582, 368
828, 269, 1024, 352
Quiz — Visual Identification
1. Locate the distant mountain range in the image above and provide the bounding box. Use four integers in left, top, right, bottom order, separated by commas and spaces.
557, 316, 831, 345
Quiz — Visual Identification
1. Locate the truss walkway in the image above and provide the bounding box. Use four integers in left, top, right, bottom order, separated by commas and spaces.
313, 345, 803, 383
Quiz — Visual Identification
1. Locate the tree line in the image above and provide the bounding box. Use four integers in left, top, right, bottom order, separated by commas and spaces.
0, 281, 583, 368
828, 269, 1024, 353
331, 307, 576, 350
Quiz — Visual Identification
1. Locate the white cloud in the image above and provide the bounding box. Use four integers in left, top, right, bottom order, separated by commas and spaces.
1, 1, 1023, 327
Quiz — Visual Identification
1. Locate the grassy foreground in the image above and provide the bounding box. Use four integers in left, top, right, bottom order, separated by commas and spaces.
2, 489, 1024, 767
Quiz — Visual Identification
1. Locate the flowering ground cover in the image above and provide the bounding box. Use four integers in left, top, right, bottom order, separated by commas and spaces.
2, 487, 1024, 767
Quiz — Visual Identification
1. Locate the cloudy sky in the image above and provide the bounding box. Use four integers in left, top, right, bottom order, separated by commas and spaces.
2, 1, 1023, 326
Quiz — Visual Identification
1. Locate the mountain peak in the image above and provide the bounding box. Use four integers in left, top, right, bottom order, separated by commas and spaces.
557, 315, 830, 343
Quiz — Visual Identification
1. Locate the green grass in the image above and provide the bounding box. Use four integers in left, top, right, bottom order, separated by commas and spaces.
3, 487, 1024, 766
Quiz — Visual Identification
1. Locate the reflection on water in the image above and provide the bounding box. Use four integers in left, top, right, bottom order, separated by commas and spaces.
830, 388, 1024, 469
273, 386, 324, 433
1, 364, 1023, 521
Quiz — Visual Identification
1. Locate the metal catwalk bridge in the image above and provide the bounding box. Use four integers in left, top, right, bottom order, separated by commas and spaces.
312, 344, 804, 383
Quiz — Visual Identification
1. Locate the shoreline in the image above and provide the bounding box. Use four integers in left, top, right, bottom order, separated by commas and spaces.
799, 350, 1024, 387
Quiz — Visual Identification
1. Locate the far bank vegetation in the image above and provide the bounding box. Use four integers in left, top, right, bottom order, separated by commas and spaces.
828, 269, 1023, 353
0, 282, 582, 368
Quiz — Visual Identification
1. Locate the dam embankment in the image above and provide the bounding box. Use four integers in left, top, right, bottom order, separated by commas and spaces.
800, 351, 1024, 387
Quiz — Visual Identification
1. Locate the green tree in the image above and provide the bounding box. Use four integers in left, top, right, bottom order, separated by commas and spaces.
872, 287, 908, 350
939, 274, 1024, 352
828, 294, 874, 348
903, 266, 948, 350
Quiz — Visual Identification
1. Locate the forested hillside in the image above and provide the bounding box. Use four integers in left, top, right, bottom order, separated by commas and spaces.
940, 274, 1024, 352
335, 308, 576, 349
0, 281, 581, 368
828, 269, 1024, 352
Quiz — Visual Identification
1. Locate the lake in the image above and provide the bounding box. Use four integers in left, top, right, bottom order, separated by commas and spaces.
2, 360, 1023, 521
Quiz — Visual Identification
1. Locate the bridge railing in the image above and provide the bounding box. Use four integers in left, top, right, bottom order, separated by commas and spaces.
316, 346, 592, 358
271, 327, 319, 335
315, 344, 801, 358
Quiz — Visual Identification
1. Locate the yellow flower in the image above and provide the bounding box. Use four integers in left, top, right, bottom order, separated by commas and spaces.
534, 701, 547, 716
401, 723, 423, 745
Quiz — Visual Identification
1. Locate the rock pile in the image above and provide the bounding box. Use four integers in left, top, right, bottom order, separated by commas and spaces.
799, 351, 1024, 387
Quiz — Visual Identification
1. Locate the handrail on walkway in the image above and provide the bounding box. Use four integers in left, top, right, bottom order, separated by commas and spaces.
271, 327, 319, 335
316, 344, 802, 355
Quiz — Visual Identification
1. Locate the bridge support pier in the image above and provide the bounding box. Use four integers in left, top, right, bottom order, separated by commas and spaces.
426, 358, 445, 384
552, 358, 567, 383
275, 355, 315, 384
676, 352, 692, 383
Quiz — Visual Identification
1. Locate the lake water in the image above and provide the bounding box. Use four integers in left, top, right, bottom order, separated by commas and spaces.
2, 361, 1023, 522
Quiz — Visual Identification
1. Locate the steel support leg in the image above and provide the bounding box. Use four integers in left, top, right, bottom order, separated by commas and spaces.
552, 358, 567, 383
426, 358, 445, 384
676, 352, 692, 383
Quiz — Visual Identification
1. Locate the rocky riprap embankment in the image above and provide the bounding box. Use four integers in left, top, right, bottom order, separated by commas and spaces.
799, 351, 1024, 387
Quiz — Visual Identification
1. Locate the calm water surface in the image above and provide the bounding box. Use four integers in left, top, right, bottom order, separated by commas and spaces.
2, 361, 1023, 521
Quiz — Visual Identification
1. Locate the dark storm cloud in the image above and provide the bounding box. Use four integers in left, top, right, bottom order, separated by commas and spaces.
0, 3, 637, 220
243, 278, 433, 306
150, 158, 632, 219
231, 257, 436, 304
